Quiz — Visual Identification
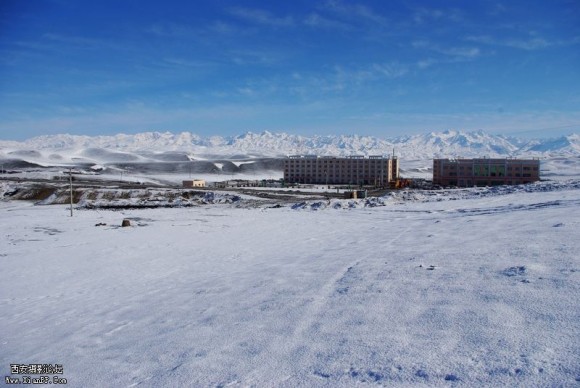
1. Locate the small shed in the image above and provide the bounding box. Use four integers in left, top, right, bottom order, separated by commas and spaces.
183, 179, 206, 188
344, 190, 367, 199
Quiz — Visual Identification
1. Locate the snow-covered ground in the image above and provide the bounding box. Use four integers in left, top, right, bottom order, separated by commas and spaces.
1, 180, 579, 386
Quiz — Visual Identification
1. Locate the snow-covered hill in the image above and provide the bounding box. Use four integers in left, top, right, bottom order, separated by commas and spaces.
1, 130, 579, 161
2, 181, 579, 386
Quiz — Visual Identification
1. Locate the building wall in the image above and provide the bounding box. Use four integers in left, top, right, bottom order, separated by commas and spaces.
183, 180, 206, 188
432, 158, 540, 187
284, 156, 399, 185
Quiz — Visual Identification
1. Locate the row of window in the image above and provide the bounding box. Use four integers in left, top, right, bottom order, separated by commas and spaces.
285, 162, 392, 167
439, 164, 538, 170
441, 166, 537, 170
286, 174, 387, 179
438, 179, 536, 187
436, 172, 537, 178
285, 167, 390, 171
439, 172, 536, 177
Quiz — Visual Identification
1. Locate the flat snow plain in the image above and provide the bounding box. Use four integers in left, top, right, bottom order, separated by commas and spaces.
1, 182, 579, 387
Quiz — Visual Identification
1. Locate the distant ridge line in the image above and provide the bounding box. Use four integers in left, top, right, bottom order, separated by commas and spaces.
0, 130, 578, 159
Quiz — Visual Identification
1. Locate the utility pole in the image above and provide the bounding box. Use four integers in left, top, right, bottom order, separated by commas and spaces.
69, 168, 73, 217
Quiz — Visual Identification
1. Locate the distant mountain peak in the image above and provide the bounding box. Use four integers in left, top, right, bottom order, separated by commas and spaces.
1, 130, 578, 159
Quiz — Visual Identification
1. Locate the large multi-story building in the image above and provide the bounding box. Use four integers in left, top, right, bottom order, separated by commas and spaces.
284, 155, 399, 186
432, 158, 540, 187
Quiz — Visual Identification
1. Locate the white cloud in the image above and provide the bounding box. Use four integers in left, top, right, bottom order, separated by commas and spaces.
161, 58, 210, 68
229, 49, 282, 66
412, 7, 463, 24
323, 62, 409, 92
412, 40, 481, 60
148, 23, 196, 38
322, 0, 387, 25
372, 63, 409, 78
440, 46, 480, 58
208, 21, 238, 35
237, 87, 255, 97
303, 13, 351, 30
417, 58, 437, 69
489, 3, 508, 15
228, 7, 294, 27
465, 34, 580, 51
504, 37, 550, 50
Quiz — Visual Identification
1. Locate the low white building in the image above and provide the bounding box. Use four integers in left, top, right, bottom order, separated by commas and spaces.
182, 179, 206, 188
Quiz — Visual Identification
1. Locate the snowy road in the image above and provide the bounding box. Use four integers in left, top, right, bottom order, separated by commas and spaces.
1, 184, 579, 386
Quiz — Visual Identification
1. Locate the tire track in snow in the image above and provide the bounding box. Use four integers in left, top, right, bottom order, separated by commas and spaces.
449, 198, 580, 218
245, 225, 413, 384
289, 225, 413, 345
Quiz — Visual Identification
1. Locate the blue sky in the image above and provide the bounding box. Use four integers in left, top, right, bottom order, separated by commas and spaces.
0, 0, 579, 140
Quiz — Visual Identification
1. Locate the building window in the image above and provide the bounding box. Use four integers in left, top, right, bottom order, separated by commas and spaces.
474, 165, 489, 177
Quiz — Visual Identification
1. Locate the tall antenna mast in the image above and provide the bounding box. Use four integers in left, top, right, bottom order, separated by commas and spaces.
69, 168, 73, 217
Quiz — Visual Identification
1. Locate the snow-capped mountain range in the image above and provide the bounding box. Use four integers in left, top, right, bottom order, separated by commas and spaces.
1, 130, 579, 161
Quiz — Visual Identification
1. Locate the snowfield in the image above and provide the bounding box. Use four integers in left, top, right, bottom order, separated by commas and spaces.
1, 182, 579, 387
